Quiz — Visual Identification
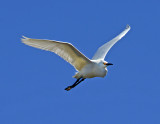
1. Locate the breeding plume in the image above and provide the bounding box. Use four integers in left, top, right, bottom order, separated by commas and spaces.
21, 25, 131, 91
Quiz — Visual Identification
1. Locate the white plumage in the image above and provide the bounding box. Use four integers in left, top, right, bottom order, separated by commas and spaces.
21, 36, 91, 71
21, 25, 130, 90
92, 25, 131, 60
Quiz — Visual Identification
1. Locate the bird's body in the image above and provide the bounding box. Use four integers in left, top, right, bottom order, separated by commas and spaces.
73, 59, 107, 79
21, 25, 131, 91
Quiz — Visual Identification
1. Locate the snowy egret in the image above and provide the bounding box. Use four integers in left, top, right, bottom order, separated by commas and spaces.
21, 25, 131, 91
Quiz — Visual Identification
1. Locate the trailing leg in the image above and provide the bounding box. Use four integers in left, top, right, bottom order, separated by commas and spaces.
65, 78, 86, 91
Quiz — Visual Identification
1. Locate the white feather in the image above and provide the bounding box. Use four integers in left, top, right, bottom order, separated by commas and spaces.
92, 25, 131, 60
21, 25, 131, 80
21, 36, 91, 71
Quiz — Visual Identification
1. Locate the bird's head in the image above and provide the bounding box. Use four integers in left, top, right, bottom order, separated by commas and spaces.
102, 61, 113, 68
92, 59, 113, 68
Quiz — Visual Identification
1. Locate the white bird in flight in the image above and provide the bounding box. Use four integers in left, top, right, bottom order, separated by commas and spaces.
21, 25, 130, 91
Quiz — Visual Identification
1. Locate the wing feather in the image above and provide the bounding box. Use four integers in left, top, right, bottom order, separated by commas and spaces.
92, 25, 131, 60
21, 36, 91, 71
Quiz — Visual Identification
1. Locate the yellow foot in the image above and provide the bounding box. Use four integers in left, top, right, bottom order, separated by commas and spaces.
65, 86, 72, 91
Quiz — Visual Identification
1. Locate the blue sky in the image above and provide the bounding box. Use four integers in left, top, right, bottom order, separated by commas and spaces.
0, 0, 160, 124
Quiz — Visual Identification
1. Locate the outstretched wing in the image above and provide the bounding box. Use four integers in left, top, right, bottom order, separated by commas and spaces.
92, 25, 131, 60
21, 36, 91, 71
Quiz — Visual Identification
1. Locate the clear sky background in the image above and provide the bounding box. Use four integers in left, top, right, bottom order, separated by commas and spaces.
0, 0, 160, 124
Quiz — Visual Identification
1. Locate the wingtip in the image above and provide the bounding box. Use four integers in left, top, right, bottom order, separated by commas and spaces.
126, 24, 131, 30
21, 36, 30, 42
21, 36, 30, 44
21, 36, 29, 39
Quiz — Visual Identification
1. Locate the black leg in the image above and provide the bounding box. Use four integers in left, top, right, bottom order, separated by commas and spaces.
65, 78, 81, 91
71, 78, 82, 87
71, 78, 85, 88
65, 78, 86, 91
